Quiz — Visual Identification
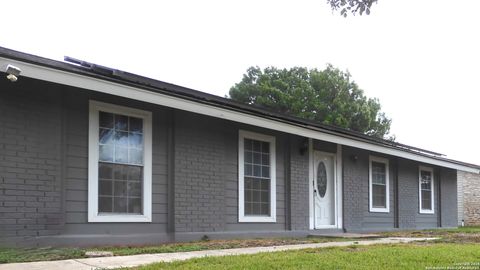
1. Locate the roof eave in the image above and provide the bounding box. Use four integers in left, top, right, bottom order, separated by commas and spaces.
0, 50, 478, 173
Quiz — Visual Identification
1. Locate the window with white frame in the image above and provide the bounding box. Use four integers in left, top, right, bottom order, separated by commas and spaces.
419, 166, 434, 214
88, 101, 152, 222
238, 130, 276, 222
369, 156, 390, 213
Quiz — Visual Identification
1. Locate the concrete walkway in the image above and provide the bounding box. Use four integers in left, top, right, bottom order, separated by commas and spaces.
0, 237, 436, 270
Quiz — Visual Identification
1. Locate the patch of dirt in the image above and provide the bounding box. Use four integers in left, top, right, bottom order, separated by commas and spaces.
109, 238, 323, 251
193, 238, 316, 249
343, 246, 368, 252
302, 247, 337, 254
407, 241, 435, 246
443, 233, 480, 243
381, 229, 480, 244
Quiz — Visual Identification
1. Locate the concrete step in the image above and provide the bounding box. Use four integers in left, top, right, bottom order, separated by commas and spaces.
308, 230, 381, 239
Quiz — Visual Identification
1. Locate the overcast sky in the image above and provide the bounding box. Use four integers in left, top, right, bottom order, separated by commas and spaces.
1, 0, 478, 164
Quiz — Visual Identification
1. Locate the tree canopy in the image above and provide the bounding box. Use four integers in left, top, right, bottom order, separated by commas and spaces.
229, 65, 392, 139
327, 0, 378, 17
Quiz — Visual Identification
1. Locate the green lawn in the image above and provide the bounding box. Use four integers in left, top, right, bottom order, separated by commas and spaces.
134, 243, 480, 270
0, 247, 85, 264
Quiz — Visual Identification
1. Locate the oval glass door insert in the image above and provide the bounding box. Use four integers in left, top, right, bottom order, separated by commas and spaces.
317, 162, 327, 198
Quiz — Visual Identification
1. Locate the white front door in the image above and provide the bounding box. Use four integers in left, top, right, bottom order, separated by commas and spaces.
313, 151, 336, 228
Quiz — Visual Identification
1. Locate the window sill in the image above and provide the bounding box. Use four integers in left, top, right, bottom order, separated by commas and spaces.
419, 210, 435, 215
88, 214, 152, 223
239, 216, 276, 223
369, 207, 390, 213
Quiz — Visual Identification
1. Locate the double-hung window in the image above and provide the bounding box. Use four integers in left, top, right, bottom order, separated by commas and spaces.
419, 166, 434, 214
88, 101, 152, 222
369, 156, 390, 213
238, 130, 276, 222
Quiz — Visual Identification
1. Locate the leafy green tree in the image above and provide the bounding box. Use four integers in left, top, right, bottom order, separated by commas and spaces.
229, 65, 392, 139
327, 0, 378, 17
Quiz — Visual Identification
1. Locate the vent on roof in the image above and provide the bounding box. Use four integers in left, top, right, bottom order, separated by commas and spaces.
64, 56, 115, 76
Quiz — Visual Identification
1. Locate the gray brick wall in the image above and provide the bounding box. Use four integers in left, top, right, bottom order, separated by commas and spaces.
289, 136, 309, 230
0, 79, 64, 243
397, 159, 438, 229
343, 146, 395, 231
397, 159, 418, 229
0, 74, 461, 246
225, 126, 286, 232
174, 112, 227, 232
0, 77, 290, 244
343, 146, 367, 231
440, 168, 457, 228
62, 91, 169, 235
342, 148, 457, 231
0, 78, 171, 245
174, 111, 287, 233
457, 171, 480, 225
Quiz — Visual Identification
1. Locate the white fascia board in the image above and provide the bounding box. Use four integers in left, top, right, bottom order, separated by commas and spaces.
1, 57, 479, 174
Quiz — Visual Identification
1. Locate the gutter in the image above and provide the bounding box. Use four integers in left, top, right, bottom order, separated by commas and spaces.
0, 48, 478, 173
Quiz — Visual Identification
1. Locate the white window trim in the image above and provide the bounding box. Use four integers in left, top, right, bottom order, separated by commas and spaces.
238, 130, 276, 223
419, 166, 435, 214
369, 156, 390, 213
88, 100, 152, 222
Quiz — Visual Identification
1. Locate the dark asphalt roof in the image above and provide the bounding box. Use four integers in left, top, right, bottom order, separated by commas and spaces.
0, 46, 478, 170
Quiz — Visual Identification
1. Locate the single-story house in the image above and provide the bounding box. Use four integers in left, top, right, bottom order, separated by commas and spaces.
1, 47, 479, 247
